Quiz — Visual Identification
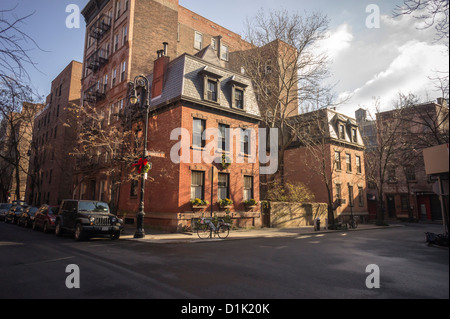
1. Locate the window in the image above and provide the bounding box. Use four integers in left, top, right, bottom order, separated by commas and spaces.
265, 60, 272, 74
356, 155, 361, 174
218, 123, 229, 152
211, 38, 217, 50
346, 153, 352, 172
358, 186, 364, 207
123, 26, 128, 45
103, 74, 108, 93
221, 43, 229, 61
241, 129, 251, 155
194, 31, 203, 50
114, 34, 120, 51
348, 185, 354, 207
191, 171, 205, 200
218, 173, 229, 200
243, 176, 254, 201
339, 124, 345, 139
115, 0, 121, 19
234, 88, 244, 109
405, 166, 416, 181
401, 194, 409, 211
193, 118, 206, 148
112, 68, 117, 87
207, 79, 218, 102
121, 60, 126, 82
352, 128, 357, 143
130, 180, 138, 197
388, 168, 397, 183
105, 42, 110, 57
335, 151, 341, 170
335, 183, 341, 200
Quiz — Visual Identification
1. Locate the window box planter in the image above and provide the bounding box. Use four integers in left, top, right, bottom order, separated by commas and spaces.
218, 198, 233, 209
190, 198, 209, 210
244, 199, 258, 210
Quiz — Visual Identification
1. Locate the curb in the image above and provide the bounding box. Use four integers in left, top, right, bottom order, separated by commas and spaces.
121, 224, 404, 244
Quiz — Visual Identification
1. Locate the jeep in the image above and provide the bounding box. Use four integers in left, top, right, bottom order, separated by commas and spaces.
55, 200, 123, 241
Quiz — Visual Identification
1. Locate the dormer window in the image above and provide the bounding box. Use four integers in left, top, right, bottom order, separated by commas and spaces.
234, 88, 244, 109
228, 76, 248, 110
351, 128, 357, 143
339, 124, 345, 139
200, 66, 222, 104
207, 80, 217, 102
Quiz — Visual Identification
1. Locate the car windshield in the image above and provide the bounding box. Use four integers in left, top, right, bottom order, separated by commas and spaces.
0, 204, 12, 209
79, 201, 110, 214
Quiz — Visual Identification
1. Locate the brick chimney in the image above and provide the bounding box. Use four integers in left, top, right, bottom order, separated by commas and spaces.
151, 42, 170, 98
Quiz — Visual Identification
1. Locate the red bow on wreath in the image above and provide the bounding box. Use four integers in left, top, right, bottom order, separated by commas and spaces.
132, 158, 148, 174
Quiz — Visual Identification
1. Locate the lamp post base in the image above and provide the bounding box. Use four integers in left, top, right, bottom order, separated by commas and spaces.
134, 230, 145, 238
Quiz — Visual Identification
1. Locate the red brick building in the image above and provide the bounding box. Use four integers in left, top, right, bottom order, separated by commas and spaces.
284, 108, 369, 222
105, 49, 261, 231
25, 61, 82, 206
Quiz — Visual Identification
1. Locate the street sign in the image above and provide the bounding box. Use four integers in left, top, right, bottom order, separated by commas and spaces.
146, 150, 165, 158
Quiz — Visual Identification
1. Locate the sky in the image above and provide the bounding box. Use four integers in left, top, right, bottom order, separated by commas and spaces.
4, 0, 449, 118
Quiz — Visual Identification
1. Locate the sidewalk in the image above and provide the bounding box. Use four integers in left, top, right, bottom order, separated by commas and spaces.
120, 223, 404, 244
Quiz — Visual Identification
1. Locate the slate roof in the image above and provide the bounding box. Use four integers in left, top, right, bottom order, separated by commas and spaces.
147, 52, 260, 119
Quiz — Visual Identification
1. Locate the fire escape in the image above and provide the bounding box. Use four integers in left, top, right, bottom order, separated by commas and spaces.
83, 14, 111, 105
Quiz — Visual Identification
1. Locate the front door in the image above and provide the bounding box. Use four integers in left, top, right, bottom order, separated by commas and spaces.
387, 195, 396, 218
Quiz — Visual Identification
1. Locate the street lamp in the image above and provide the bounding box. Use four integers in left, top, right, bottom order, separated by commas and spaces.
129, 75, 150, 239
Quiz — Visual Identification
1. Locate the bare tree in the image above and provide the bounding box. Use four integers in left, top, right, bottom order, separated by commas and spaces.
393, 0, 449, 42
235, 9, 341, 191
364, 97, 409, 225
0, 80, 42, 201
0, 5, 43, 84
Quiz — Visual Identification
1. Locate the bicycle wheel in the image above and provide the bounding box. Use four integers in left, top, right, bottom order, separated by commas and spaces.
217, 225, 230, 239
197, 224, 212, 239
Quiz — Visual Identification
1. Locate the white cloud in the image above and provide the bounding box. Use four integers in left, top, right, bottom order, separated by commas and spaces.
327, 13, 449, 117
320, 23, 354, 60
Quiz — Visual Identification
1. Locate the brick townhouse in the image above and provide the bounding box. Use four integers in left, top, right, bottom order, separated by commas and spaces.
114, 46, 261, 231
25, 61, 82, 206
284, 108, 369, 223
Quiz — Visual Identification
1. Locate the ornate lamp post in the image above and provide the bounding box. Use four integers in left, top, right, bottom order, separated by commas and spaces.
129, 75, 150, 239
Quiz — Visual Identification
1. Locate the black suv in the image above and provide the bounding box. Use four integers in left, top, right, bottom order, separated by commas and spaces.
55, 200, 123, 241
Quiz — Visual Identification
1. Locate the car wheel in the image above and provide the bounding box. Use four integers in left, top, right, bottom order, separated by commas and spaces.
74, 224, 85, 241
55, 221, 63, 236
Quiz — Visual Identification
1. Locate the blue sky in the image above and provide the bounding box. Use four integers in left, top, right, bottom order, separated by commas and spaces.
5, 0, 449, 117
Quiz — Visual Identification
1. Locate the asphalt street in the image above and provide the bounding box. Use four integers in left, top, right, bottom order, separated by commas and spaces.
0, 221, 448, 300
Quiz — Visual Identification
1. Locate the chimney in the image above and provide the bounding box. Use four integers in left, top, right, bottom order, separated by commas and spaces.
152, 43, 170, 98
437, 97, 447, 107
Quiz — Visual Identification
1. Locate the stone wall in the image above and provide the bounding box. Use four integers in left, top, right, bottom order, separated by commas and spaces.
269, 202, 328, 228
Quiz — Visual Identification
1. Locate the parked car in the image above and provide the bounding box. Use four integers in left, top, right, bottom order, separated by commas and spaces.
18, 206, 39, 228
12, 200, 27, 206
5, 205, 26, 224
0, 203, 13, 221
33, 205, 59, 233
55, 200, 123, 241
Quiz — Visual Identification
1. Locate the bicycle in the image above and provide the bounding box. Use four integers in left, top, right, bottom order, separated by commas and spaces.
196, 217, 231, 239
